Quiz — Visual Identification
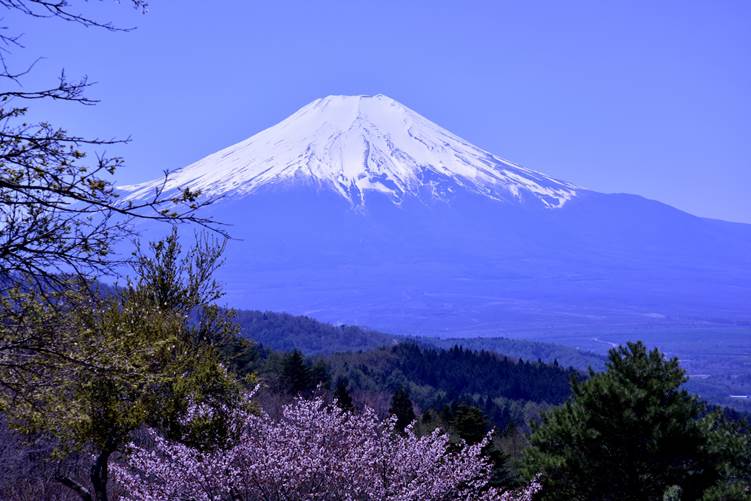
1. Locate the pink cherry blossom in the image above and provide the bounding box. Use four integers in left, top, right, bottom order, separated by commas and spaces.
114, 396, 541, 500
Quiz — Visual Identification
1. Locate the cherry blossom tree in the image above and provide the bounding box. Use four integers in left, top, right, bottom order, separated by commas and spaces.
114, 396, 541, 500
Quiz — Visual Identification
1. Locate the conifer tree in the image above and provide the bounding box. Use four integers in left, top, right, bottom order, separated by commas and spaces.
389, 386, 416, 432
445, 403, 513, 489
450, 403, 490, 445
522, 341, 751, 500
281, 351, 313, 395
333, 377, 355, 413
310, 360, 331, 390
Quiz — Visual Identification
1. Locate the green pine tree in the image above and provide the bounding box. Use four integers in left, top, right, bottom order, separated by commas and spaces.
333, 377, 355, 413
389, 386, 416, 432
281, 350, 313, 395
450, 403, 490, 445
522, 341, 751, 501
310, 360, 331, 390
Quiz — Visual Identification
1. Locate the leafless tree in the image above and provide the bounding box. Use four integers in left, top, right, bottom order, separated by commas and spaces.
0, 1, 224, 292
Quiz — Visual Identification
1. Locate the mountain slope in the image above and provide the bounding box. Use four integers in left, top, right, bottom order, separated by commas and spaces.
122, 95, 751, 344
234, 310, 398, 354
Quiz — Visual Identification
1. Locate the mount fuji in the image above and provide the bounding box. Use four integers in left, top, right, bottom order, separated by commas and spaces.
122, 95, 751, 340
123, 94, 577, 209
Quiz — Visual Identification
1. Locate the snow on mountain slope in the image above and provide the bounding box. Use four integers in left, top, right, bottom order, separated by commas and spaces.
121, 94, 577, 208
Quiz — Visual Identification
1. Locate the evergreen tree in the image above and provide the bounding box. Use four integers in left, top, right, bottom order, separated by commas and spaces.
281, 351, 313, 395
310, 360, 331, 390
449, 403, 489, 445
389, 387, 416, 432
484, 440, 514, 490
445, 403, 513, 489
333, 377, 355, 413
522, 341, 751, 500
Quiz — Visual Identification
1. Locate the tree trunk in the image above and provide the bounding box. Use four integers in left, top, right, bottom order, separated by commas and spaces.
90, 448, 112, 501
55, 475, 93, 501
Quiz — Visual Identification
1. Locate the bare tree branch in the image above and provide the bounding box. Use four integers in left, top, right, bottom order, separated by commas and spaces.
0, 1, 229, 292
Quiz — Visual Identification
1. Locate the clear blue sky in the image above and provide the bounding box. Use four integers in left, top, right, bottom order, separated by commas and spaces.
8, 0, 751, 222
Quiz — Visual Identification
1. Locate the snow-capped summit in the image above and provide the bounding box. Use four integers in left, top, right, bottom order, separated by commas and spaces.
122, 94, 577, 208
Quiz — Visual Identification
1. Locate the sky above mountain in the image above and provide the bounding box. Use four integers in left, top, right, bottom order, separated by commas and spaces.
8, 1, 750, 222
